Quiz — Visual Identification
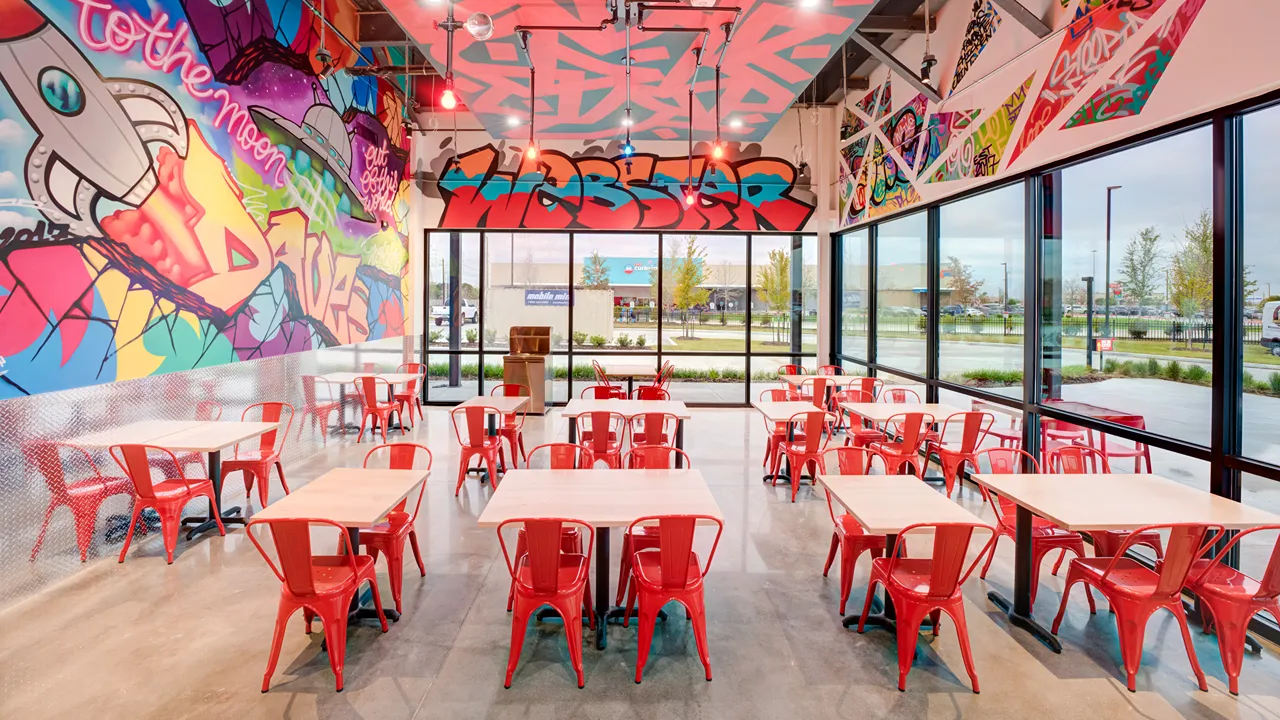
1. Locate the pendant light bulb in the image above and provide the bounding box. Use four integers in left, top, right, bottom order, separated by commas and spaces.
711, 142, 724, 160
525, 144, 539, 160
440, 84, 458, 110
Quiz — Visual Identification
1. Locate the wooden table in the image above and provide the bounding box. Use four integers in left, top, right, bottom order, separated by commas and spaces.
254, 466, 430, 623
478, 468, 722, 650
600, 363, 658, 396
751, 400, 833, 483
969, 472, 1280, 653
66, 420, 280, 539
456, 396, 531, 481
320, 371, 421, 432
562, 399, 691, 466
817, 474, 985, 632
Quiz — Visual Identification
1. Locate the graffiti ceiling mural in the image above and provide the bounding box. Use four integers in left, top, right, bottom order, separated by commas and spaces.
379, 0, 875, 142
0, 0, 411, 399
837, 0, 1231, 229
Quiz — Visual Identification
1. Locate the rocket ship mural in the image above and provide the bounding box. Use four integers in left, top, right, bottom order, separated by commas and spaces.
0, 0, 188, 237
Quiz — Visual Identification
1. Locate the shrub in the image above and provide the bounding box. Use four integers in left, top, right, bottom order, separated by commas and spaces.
635, 334, 647, 347
1164, 361, 1182, 381
1104, 359, 1119, 374
1061, 364, 1094, 380
551, 332, 563, 347
1118, 361, 1134, 377
707, 368, 720, 381
961, 368, 1022, 385
918, 316, 927, 331
616, 333, 633, 348
1271, 372, 1280, 395
572, 331, 588, 346
464, 328, 478, 344
484, 329, 497, 345
1127, 320, 1149, 339
589, 334, 607, 348
1184, 365, 1209, 384
1145, 358, 1161, 376
428, 330, 444, 344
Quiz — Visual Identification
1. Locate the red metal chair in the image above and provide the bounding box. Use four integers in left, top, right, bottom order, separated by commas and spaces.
506, 445, 592, 612
1046, 445, 1165, 565
632, 385, 670, 400
359, 443, 432, 614
776, 364, 805, 377
581, 384, 626, 400
821, 446, 891, 614
394, 363, 427, 428
1093, 417, 1153, 473
921, 412, 994, 497
579, 411, 627, 468
361, 362, 380, 372
879, 387, 922, 404
591, 359, 621, 392
975, 401, 1022, 449
498, 518, 595, 688
975, 448, 1088, 605
222, 402, 295, 510
25, 442, 133, 562
247, 517, 389, 692
628, 411, 679, 448
776, 410, 835, 503
452, 405, 504, 495
857, 522, 996, 693
1184, 525, 1280, 695
852, 376, 884, 400
110, 444, 225, 564
798, 375, 835, 410
653, 361, 675, 389
816, 365, 844, 375
298, 375, 341, 444
759, 388, 802, 475
624, 445, 691, 469
355, 375, 404, 443
1041, 417, 1095, 461
835, 389, 884, 447
624, 514, 724, 683
868, 412, 934, 476
1052, 523, 1222, 693
490, 383, 531, 469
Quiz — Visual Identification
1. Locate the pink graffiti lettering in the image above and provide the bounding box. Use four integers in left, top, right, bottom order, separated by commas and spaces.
360, 140, 398, 216
73, 0, 286, 185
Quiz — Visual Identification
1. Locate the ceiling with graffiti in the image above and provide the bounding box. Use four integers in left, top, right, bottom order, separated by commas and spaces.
379, 0, 876, 141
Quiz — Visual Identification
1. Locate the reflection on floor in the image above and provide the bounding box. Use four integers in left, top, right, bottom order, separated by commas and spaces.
1, 408, 1277, 719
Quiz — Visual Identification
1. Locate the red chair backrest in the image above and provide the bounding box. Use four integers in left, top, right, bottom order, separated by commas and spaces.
582, 411, 625, 453
195, 400, 223, 421
777, 364, 805, 376
1100, 524, 1222, 600
759, 388, 800, 402
804, 377, 834, 408
362, 363, 379, 372
491, 383, 529, 397
451, 405, 494, 448
1047, 445, 1110, 474
528, 443, 594, 469
498, 518, 593, 595
893, 522, 995, 599
816, 365, 843, 376
357, 375, 389, 408
631, 412, 678, 446
885, 412, 933, 453
301, 375, 319, 406
247, 518, 360, 597
855, 376, 883, 399
833, 389, 873, 406
880, 387, 922, 403
625, 514, 723, 591
634, 385, 670, 400
243, 402, 293, 456
582, 384, 625, 399
974, 448, 1041, 522
939, 412, 994, 453
110, 444, 185, 498
787, 411, 833, 453
363, 442, 432, 519
825, 446, 884, 475
23, 442, 72, 501
1191, 525, 1280, 601
625, 445, 691, 469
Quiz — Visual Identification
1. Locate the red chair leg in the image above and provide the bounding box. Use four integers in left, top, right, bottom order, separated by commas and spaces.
979, 534, 1001, 579
822, 533, 839, 577
684, 591, 712, 681
260, 600, 298, 692
1111, 598, 1158, 692
838, 544, 861, 615
505, 594, 536, 688
892, 596, 931, 691
553, 595, 587, 688
633, 592, 664, 683
30, 502, 56, 562
944, 602, 980, 693
409, 530, 426, 577
117, 503, 146, 563
615, 533, 633, 606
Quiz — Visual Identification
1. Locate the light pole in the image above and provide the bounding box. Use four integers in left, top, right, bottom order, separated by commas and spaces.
1104, 185, 1121, 340
1000, 261, 1009, 334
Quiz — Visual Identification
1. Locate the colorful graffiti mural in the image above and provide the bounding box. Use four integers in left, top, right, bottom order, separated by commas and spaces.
835, 0, 1229, 229
437, 144, 815, 231
0, 0, 411, 399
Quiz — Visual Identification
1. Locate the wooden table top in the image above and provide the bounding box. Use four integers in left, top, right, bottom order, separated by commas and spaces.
817, 474, 985, 536
601, 364, 658, 378
252, 467, 431, 527
778, 374, 867, 387
839, 402, 968, 423
65, 420, 209, 448
157, 422, 282, 452
561, 399, 692, 419
455, 396, 530, 413
320, 371, 420, 384
970, 473, 1280, 531
750, 400, 828, 423
477, 469, 722, 528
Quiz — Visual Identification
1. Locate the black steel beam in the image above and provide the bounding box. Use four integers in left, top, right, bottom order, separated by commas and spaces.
850, 31, 941, 103
858, 14, 935, 33
988, 0, 1051, 38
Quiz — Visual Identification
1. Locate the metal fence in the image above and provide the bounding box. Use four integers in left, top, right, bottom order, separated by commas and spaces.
847, 313, 1266, 345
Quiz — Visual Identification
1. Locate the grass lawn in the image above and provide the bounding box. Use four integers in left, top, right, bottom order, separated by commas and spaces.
664, 335, 817, 354
880, 331, 1280, 366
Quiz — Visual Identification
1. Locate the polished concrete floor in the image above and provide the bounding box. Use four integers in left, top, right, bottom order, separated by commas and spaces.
1, 408, 1278, 720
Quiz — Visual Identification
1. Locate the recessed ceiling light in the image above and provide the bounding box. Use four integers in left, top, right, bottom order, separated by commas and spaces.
729, 118, 743, 129
506, 115, 521, 127
801, 0, 818, 7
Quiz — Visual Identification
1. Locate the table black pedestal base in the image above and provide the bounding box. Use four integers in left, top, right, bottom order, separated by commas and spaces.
182, 507, 245, 540
988, 589, 1062, 652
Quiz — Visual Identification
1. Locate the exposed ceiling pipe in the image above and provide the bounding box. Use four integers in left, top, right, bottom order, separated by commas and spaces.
299, 0, 364, 70
515, 0, 619, 36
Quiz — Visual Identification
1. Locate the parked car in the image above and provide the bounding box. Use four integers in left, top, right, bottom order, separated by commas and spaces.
431, 298, 478, 326
963, 307, 987, 317
941, 305, 964, 316
1262, 301, 1280, 356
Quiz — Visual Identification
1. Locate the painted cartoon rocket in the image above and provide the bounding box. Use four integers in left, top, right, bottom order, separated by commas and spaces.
0, 0, 188, 237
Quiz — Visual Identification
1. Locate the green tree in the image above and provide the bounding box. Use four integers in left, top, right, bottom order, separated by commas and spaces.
580, 250, 611, 289
671, 236, 709, 338
1118, 226, 1162, 307
755, 249, 791, 343
944, 256, 981, 308
1170, 209, 1213, 318
649, 236, 681, 309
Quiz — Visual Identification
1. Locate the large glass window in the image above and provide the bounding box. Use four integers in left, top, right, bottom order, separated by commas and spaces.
841, 229, 869, 359
939, 184, 1025, 385
1241, 105, 1280, 467
875, 211, 928, 375
483, 233, 569, 396
426, 231, 480, 401
1040, 126, 1213, 459
573, 234, 659, 356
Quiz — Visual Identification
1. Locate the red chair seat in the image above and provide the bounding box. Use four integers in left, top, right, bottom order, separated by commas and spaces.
1187, 561, 1261, 598
151, 478, 214, 499
225, 451, 278, 464
516, 554, 590, 589
69, 476, 132, 496
633, 550, 704, 591
308, 555, 379, 594
835, 514, 873, 537
1070, 557, 1162, 597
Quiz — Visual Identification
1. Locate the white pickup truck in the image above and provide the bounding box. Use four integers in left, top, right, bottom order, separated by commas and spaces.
431, 298, 478, 326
